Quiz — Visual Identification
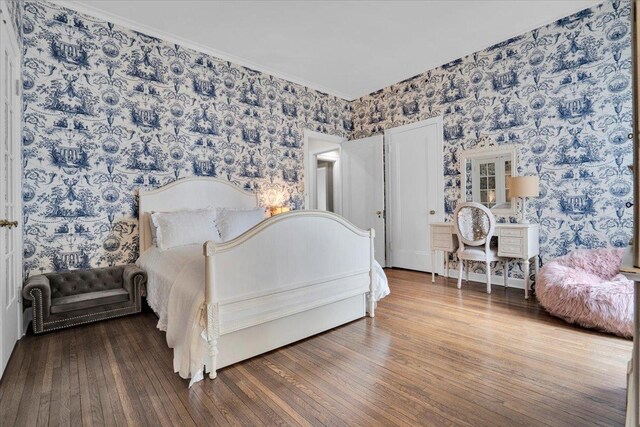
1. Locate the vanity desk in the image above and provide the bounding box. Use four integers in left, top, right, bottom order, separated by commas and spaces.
430, 222, 540, 299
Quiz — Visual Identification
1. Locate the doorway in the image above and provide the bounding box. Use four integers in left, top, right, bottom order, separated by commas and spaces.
385, 117, 444, 273
316, 151, 339, 212
303, 130, 345, 213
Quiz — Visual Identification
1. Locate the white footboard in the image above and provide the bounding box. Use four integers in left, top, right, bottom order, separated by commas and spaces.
203, 211, 375, 379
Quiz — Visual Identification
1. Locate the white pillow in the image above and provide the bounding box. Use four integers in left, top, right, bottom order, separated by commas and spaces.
148, 212, 160, 245
151, 209, 221, 251
215, 207, 267, 241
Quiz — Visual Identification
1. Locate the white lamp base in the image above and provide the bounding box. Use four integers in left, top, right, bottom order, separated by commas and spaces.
520, 197, 530, 224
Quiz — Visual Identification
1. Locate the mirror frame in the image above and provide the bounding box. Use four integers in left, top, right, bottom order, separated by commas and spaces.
460, 144, 518, 215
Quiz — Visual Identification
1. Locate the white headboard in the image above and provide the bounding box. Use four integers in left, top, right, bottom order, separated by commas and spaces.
138, 177, 258, 253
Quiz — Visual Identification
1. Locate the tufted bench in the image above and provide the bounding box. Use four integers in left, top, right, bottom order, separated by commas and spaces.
22, 265, 147, 334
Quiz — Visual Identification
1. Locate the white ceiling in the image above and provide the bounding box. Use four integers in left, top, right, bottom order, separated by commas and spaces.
59, 0, 600, 100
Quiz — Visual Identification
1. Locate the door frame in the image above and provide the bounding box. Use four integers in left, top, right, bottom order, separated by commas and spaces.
384, 116, 444, 273
0, 1, 24, 377
303, 129, 346, 211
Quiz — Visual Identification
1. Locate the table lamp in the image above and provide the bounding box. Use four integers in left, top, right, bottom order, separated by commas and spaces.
509, 176, 539, 224
269, 206, 291, 217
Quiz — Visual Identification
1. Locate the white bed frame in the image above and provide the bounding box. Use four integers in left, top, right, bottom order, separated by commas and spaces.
138, 177, 375, 379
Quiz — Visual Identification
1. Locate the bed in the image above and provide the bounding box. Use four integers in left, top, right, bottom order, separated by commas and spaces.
136, 177, 389, 385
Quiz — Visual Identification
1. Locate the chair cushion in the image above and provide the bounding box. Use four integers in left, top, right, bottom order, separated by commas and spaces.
50, 288, 130, 314
459, 247, 500, 261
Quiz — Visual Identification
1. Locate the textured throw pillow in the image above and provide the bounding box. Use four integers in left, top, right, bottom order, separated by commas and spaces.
215, 207, 267, 242
151, 209, 221, 251
148, 212, 160, 246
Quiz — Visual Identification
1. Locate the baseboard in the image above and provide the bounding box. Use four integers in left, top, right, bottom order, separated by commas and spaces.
439, 270, 528, 290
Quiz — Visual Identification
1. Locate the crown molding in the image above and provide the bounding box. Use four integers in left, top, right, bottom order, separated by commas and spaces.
48, 0, 354, 100
353, 0, 603, 99
49, 0, 603, 102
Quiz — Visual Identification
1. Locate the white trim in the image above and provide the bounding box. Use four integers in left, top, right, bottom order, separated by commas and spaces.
139, 176, 252, 197
446, 269, 527, 291
303, 130, 346, 210
356, 1, 602, 99
384, 116, 445, 274
52, 1, 601, 101
211, 210, 371, 252
50, 0, 352, 100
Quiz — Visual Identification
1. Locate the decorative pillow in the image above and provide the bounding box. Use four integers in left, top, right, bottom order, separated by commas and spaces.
151, 209, 221, 251
215, 207, 267, 242
148, 212, 160, 245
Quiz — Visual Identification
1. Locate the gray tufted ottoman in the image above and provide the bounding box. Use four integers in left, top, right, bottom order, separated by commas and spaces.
22, 265, 147, 333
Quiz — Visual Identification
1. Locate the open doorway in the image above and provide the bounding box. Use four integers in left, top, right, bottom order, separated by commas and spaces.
303, 130, 345, 213
316, 150, 339, 212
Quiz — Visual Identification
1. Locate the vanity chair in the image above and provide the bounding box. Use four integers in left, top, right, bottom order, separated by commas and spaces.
453, 202, 507, 294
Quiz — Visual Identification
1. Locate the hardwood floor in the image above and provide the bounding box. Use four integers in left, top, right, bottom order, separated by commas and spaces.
0, 269, 632, 426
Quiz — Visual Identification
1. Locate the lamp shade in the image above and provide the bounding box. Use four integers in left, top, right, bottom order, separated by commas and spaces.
509, 176, 540, 198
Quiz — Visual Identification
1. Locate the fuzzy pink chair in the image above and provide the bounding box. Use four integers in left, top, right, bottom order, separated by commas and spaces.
536, 248, 633, 338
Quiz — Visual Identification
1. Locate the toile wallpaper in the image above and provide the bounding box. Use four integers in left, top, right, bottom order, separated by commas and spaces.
20, 0, 635, 277
351, 0, 634, 268
21, 0, 352, 276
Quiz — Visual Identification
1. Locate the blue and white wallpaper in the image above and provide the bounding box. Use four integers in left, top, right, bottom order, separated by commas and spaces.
351, 0, 634, 266
21, 1, 352, 276
19, 0, 636, 277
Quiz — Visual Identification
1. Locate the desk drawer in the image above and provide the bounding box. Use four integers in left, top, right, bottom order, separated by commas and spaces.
433, 231, 451, 240
432, 236, 453, 251
431, 225, 452, 235
500, 244, 524, 257
501, 237, 523, 246
500, 228, 524, 238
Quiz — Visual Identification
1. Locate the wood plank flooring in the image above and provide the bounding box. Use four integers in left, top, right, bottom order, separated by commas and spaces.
0, 269, 632, 426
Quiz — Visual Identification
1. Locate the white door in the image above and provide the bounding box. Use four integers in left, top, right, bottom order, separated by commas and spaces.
0, 13, 22, 377
386, 119, 443, 272
341, 135, 385, 266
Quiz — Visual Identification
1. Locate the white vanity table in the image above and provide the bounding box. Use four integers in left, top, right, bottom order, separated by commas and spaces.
430, 222, 540, 299
435, 141, 541, 299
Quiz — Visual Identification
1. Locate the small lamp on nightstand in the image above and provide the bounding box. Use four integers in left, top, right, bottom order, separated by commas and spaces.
269, 206, 291, 217
509, 176, 539, 224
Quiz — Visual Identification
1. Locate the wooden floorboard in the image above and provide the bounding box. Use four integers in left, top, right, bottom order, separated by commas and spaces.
0, 269, 632, 426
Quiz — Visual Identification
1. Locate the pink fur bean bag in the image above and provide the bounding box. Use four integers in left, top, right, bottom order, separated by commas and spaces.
536, 248, 633, 338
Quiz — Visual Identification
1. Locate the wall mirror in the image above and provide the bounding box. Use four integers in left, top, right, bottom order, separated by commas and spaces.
460, 145, 517, 214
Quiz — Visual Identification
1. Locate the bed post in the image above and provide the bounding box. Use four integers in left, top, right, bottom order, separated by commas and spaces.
203, 241, 219, 379
368, 228, 376, 318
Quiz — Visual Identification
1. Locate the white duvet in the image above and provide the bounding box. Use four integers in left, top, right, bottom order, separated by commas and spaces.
136, 243, 390, 386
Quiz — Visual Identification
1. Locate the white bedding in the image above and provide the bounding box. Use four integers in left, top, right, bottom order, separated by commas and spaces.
137, 243, 389, 386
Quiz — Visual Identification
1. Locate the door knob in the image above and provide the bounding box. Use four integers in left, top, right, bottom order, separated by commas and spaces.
0, 220, 18, 229
429, 210, 436, 215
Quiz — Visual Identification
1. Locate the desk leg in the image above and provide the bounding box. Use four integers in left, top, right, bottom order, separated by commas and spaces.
504, 259, 508, 288
534, 255, 540, 278
445, 252, 449, 280
524, 258, 530, 300
431, 250, 436, 283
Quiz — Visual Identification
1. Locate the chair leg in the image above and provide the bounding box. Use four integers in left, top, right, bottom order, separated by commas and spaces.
486, 261, 492, 294
465, 261, 469, 283
457, 259, 463, 289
